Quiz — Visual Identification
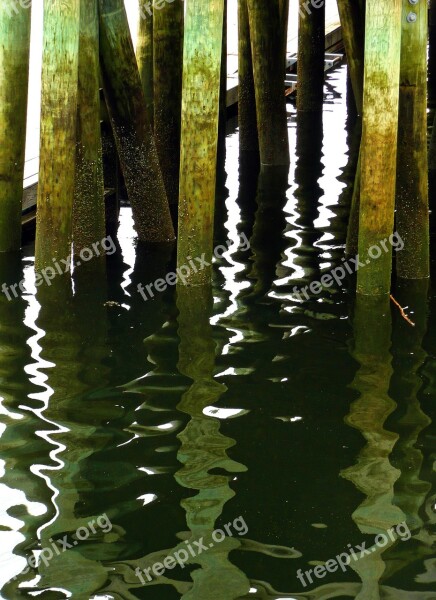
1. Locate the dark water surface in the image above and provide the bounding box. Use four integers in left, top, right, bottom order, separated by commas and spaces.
0, 65, 435, 599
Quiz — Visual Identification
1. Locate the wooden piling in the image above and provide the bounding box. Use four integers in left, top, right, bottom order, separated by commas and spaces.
0, 1, 31, 252
357, 0, 402, 296
35, 0, 80, 270
336, 0, 365, 115
246, 0, 290, 165
237, 0, 259, 157
177, 0, 224, 285
395, 0, 429, 280
98, 0, 174, 243
297, 0, 325, 113
73, 0, 106, 255
153, 0, 184, 213
429, 0, 436, 107
136, 1, 154, 127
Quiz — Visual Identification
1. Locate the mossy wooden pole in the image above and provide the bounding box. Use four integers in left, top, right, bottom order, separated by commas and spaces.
395, 0, 429, 280
246, 0, 290, 165
0, 2, 31, 252
237, 0, 259, 157
336, 0, 365, 115
297, 0, 325, 113
136, 1, 154, 127
98, 0, 174, 242
429, 0, 436, 107
177, 0, 224, 285
35, 0, 80, 271
357, 0, 402, 296
73, 0, 105, 255
153, 0, 183, 213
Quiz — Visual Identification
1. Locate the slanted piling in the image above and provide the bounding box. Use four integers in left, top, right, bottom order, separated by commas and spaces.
98, 0, 174, 243
136, 1, 154, 127
336, 0, 365, 114
35, 0, 80, 271
246, 0, 290, 165
357, 0, 402, 296
396, 0, 429, 280
177, 0, 224, 285
297, 0, 326, 113
153, 0, 184, 213
429, 0, 436, 107
0, 1, 31, 252
73, 0, 106, 255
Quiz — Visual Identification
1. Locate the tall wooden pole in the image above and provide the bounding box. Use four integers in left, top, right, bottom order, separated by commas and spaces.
246, 0, 290, 166
153, 0, 184, 213
73, 0, 106, 255
429, 0, 436, 107
237, 0, 259, 157
297, 0, 325, 113
336, 0, 365, 115
177, 0, 224, 285
136, 1, 154, 127
98, 0, 174, 243
357, 0, 402, 296
396, 0, 429, 280
0, 2, 31, 252
35, 0, 80, 271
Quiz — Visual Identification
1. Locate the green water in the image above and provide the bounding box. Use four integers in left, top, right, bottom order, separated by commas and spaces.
0, 65, 435, 599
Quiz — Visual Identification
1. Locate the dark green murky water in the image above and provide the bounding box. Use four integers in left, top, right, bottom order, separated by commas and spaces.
0, 65, 435, 599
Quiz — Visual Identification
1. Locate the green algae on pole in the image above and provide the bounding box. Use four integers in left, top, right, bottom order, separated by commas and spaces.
297, 0, 325, 113
357, 0, 402, 296
246, 0, 290, 166
35, 0, 80, 271
73, 0, 105, 256
98, 0, 175, 242
136, 1, 154, 128
0, 2, 31, 252
396, 0, 429, 280
177, 0, 224, 285
153, 0, 184, 212
237, 0, 259, 157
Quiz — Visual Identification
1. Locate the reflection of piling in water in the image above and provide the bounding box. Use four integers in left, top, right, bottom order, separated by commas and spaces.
342, 295, 405, 599
176, 284, 249, 599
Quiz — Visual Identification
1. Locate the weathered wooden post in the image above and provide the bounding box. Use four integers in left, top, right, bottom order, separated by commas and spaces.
246, 0, 290, 165
73, 0, 106, 255
35, 0, 80, 271
237, 0, 259, 158
177, 0, 224, 285
336, 0, 365, 115
0, 1, 31, 252
357, 0, 402, 296
99, 0, 175, 243
153, 0, 184, 213
297, 0, 325, 113
136, 1, 154, 127
396, 0, 429, 280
